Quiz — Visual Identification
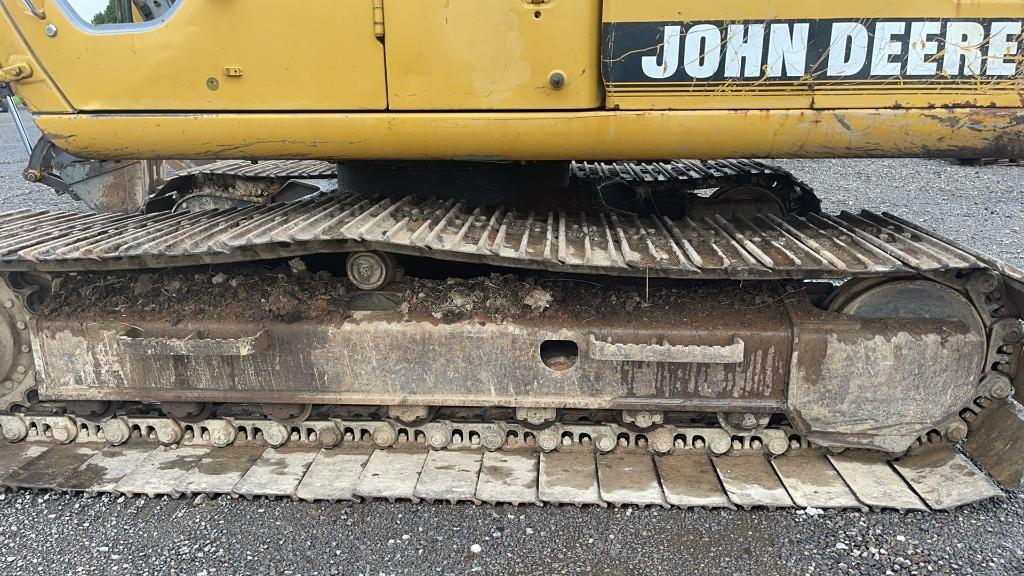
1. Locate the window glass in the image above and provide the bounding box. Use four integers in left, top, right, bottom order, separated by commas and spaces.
61, 0, 178, 26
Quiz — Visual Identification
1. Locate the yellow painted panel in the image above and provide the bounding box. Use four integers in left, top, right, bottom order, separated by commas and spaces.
0, 0, 387, 111
385, 0, 602, 110
37, 109, 1024, 161
0, 3, 72, 112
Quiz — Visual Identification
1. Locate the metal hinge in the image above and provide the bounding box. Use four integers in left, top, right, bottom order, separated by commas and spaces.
373, 0, 384, 40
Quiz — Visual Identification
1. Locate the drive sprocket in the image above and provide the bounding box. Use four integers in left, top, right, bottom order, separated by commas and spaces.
0, 273, 42, 410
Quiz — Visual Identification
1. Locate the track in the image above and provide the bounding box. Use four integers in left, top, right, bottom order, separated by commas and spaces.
0, 160, 1022, 511
0, 414, 1006, 510
0, 198, 985, 279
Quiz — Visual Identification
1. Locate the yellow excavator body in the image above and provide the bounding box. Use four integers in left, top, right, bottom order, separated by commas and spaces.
2, 0, 1024, 159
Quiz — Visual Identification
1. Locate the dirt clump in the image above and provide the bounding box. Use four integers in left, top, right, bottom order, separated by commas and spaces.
40, 260, 790, 328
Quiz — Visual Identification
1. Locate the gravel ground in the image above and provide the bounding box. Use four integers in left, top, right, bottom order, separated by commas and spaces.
0, 107, 79, 212
1, 109, 1023, 576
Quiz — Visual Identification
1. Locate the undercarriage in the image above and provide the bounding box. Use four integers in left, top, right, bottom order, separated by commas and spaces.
0, 159, 1021, 510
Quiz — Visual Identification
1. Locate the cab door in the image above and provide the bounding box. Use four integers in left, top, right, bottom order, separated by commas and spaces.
383, 0, 603, 110
4, 0, 388, 111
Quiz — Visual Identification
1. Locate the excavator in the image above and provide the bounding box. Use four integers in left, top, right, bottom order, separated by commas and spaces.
0, 0, 1020, 510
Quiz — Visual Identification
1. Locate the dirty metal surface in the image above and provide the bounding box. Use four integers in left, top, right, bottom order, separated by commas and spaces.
354, 448, 429, 503
0, 442, 49, 478
113, 446, 210, 497
711, 454, 795, 509
539, 450, 604, 507
233, 447, 319, 499
962, 400, 1024, 490
826, 452, 928, 511
414, 449, 483, 504
892, 448, 1003, 510
2, 444, 100, 490
475, 451, 540, 506
596, 450, 668, 508
173, 445, 267, 496
770, 451, 864, 510
0, 197, 983, 280
0, 438, 1005, 510
33, 288, 794, 412
57, 444, 155, 493
654, 451, 733, 509
32, 279, 986, 456
294, 447, 372, 503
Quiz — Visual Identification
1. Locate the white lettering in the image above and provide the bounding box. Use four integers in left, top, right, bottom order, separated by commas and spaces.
943, 22, 985, 75
766, 23, 809, 77
870, 21, 905, 75
724, 24, 765, 78
827, 22, 869, 76
906, 21, 941, 75
683, 24, 722, 79
642, 25, 681, 79
987, 21, 1022, 76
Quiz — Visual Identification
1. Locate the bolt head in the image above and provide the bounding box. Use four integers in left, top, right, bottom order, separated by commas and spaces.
104, 420, 130, 446
372, 427, 396, 448
44, 24, 57, 37
210, 428, 234, 448
768, 438, 789, 456
650, 430, 674, 454
946, 423, 969, 442
480, 430, 503, 451
990, 379, 1013, 400
2, 419, 28, 442
537, 431, 558, 452
595, 435, 616, 453
973, 271, 1000, 293
156, 423, 183, 446
548, 71, 565, 90
428, 431, 450, 450
710, 437, 732, 456
317, 426, 341, 449
51, 426, 71, 443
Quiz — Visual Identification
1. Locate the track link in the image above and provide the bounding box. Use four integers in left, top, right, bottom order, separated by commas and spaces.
0, 413, 1006, 509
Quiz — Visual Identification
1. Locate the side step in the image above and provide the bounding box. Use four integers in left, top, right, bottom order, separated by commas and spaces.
0, 441, 1002, 510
